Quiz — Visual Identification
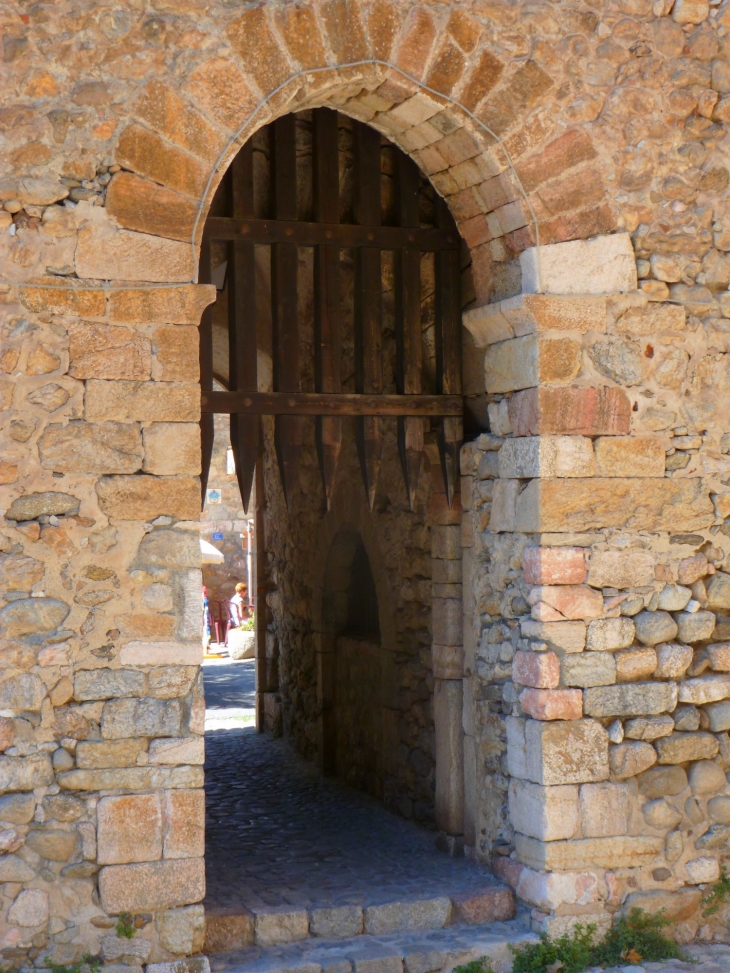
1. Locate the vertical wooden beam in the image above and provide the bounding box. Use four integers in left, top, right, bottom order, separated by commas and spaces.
353, 122, 383, 509
435, 195, 463, 506
199, 234, 214, 508
395, 152, 423, 510
229, 141, 259, 513
254, 426, 267, 733
313, 109, 342, 507
270, 114, 302, 507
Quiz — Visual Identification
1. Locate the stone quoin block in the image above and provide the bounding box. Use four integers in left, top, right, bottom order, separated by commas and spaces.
463, 293, 607, 347
484, 334, 582, 393
520, 619, 587, 653
498, 437, 595, 479
519, 688, 583, 721
508, 386, 631, 438
85, 379, 200, 423
99, 858, 205, 913
593, 437, 666, 478
512, 650, 560, 689
528, 585, 603, 621
519, 233, 638, 295
95, 475, 201, 521
586, 551, 656, 589
508, 779, 579, 841
97, 794, 163, 865
515, 834, 663, 871
523, 719, 609, 786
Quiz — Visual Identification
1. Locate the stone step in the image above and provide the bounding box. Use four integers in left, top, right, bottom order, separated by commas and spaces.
207, 917, 536, 973
205, 886, 515, 953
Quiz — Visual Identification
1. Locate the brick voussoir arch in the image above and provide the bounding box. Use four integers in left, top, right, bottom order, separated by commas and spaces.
100, 0, 614, 296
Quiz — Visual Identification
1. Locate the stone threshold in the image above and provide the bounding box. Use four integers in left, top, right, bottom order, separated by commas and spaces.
205, 887, 515, 953
206, 917, 535, 973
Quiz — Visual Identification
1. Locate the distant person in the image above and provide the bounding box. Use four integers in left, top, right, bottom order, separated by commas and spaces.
229, 582, 250, 626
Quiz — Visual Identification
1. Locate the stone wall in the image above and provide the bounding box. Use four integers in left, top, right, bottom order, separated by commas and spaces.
1, 0, 730, 959
462, 235, 730, 939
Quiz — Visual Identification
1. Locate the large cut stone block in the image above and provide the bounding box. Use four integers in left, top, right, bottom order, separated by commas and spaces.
498, 437, 595, 478
108, 285, 215, 325
85, 380, 200, 422
509, 386, 631, 437
524, 719, 609, 785
75, 223, 194, 282
523, 547, 586, 585
364, 897, 451, 935
76, 739, 147, 769
508, 478, 714, 533
583, 682, 678, 718
587, 551, 655, 589
99, 858, 205, 912
119, 642, 202, 666
520, 688, 583, 721
143, 423, 201, 475
586, 618, 635, 651
463, 294, 607, 347
515, 834, 663, 871
520, 233, 638, 295
508, 779, 579, 841
655, 732, 720, 764
450, 887, 515, 923
679, 675, 730, 704
164, 789, 205, 859
580, 782, 629, 838
485, 334, 582, 393
96, 475, 200, 521
594, 437, 666, 478
528, 585, 603, 621
38, 421, 143, 474
562, 652, 616, 688
520, 619, 587, 653
512, 651, 560, 689
97, 794, 163, 864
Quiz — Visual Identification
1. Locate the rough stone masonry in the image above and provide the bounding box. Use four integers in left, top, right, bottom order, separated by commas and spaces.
2, 0, 730, 964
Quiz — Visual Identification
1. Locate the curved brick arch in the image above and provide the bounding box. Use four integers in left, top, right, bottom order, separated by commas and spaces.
101, 0, 617, 301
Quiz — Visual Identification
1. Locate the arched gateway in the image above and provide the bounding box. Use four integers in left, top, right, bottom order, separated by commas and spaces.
2, 0, 730, 965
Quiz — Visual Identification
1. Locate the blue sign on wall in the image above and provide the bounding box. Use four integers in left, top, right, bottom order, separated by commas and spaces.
212, 532, 224, 541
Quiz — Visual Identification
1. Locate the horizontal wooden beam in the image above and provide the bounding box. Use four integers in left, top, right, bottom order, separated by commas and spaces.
202, 390, 463, 417
204, 217, 460, 251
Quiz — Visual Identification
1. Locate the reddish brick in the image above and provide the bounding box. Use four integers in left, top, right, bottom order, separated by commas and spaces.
477, 60, 554, 136
394, 7, 437, 80
133, 80, 226, 163
446, 10, 481, 54
477, 173, 518, 212
451, 887, 515, 923
520, 688, 583, 721
226, 7, 292, 95
536, 168, 606, 218
459, 214, 491, 247
321, 0, 369, 64
435, 127, 481, 166
459, 50, 505, 111
115, 124, 208, 199
106, 172, 197, 243
448, 187, 483, 222
539, 203, 617, 246
186, 58, 259, 131
523, 547, 587, 586
368, 0, 403, 61
512, 650, 560, 689
516, 130, 598, 194
426, 41, 467, 95
508, 387, 631, 438
275, 6, 328, 69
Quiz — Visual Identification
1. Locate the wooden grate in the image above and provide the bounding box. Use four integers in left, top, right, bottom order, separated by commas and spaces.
199, 108, 463, 512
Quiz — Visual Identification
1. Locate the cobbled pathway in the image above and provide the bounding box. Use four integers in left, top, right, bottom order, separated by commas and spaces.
204, 727, 500, 912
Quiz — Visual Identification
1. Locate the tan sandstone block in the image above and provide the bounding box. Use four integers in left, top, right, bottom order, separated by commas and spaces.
143, 423, 201, 476
119, 642, 202, 666
516, 834, 662, 871
587, 551, 655, 589
151, 327, 199, 383
512, 478, 714, 533
579, 782, 629, 837
116, 614, 176, 640
75, 225, 194, 283
615, 647, 658, 682
99, 858, 205, 913
528, 585, 604, 621
524, 718, 609, 785
20, 284, 106, 318
95, 475, 200, 521
498, 437, 595, 478
163, 789, 204, 859
38, 421, 143, 474
594, 437, 666, 477
75, 739, 146, 769
108, 285, 215, 325
97, 794, 162, 864
116, 124, 208, 198
508, 779, 579, 841
463, 294, 606, 347
508, 386, 631, 438
485, 335, 582, 394
68, 321, 151, 380
85, 380, 200, 423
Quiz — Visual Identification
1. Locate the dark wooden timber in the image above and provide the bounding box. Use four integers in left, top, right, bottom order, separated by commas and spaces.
313, 108, 342, 507
435, 195, 463, 506
270, 114, 303, 508
204, 217, 459, 251
202, 391, 463, 416
229, 141, 258, 513
201, 109, 463, 509
353, 121, 383, 509
395, 152, 423, 510
198, 233, 214, 507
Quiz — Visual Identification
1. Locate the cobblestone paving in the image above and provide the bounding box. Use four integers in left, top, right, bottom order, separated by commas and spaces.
204, 728, 500, 912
